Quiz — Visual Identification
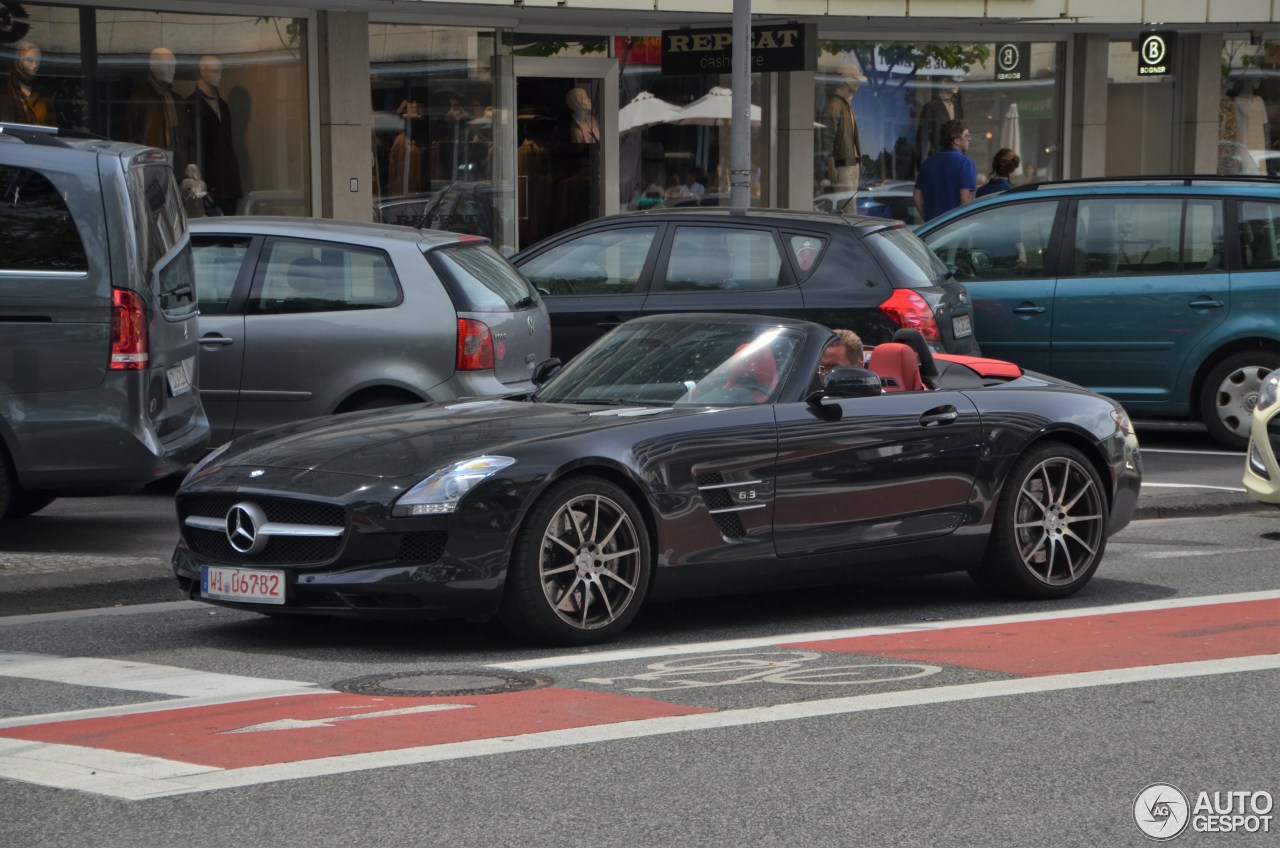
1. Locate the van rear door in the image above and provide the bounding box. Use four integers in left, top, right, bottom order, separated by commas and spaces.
119, 156, 205, 442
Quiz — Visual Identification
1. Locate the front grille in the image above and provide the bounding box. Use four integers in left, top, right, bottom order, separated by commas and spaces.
182, 494, 345, 527
187, 526, 342, 565
181, 494, 346, 565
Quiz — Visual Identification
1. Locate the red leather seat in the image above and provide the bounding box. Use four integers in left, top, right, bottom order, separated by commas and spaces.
725, 343, 778, 403
867, 342, 924, 392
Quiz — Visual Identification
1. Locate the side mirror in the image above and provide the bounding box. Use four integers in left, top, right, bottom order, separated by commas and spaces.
805, 366, 882, 417
823, 366, 884, 398
532, 358, 562, 386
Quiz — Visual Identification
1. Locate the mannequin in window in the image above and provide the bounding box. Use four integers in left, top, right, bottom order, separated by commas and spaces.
819, 65, 864, 192
918, 85, 960, 159
388, 100, 427, 196
125, 47, 185, 159
1, 41, 53, 125
567, 87, 600, 144
187, 55, 242, 216
1233, 78, 1269, 155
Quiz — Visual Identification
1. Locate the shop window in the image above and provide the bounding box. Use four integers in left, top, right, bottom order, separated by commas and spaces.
1220, 40, 1280, 176
1, 6, 310, 217
811, 42, 1064, 223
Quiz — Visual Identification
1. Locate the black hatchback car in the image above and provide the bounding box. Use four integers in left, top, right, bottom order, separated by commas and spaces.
512, 208, 979, 362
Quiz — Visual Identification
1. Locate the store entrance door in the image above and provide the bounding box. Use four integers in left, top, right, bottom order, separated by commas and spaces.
513, 58, 618, 250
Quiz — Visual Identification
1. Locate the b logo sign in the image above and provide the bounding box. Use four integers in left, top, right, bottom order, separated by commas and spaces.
1138, 32, 1174, 76
995, 42, 1029, 81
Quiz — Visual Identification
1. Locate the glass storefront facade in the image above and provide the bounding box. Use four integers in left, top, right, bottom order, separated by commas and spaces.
813, 41, 1064, 218
20, 4, 1266, 243
1220, 38, 1280, 175
1, 4, 310, 216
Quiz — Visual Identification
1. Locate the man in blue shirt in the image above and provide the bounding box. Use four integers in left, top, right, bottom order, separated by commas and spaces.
913, 119, 977, 222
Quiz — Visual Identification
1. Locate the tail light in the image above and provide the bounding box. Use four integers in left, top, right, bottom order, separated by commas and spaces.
110, 287, 149, 370
456, 318, 494, 371
879, 289, 940, 342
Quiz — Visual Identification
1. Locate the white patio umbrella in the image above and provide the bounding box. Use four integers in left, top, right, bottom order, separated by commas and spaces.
672, 86, 761, 126
1000, 102, 1024, 176
619, 91, 682, 133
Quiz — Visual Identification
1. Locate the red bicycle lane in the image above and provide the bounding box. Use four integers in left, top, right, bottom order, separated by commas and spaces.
0, 593, 1276, 798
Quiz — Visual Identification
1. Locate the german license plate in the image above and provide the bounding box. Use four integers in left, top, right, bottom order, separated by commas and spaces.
166, 362, 191, 396
202, 566, 285, 605
952, 314, 973, 339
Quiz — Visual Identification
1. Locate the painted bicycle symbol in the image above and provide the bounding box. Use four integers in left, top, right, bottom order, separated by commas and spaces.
579, 651, 940, 692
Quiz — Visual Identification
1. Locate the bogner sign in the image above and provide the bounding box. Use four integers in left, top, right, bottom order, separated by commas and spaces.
662, 24, 816, 75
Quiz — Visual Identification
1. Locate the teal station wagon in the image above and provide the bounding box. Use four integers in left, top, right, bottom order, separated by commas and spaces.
917, 176, 1280, 449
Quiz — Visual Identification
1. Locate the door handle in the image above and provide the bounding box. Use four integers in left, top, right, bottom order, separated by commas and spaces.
1187, 297, 1225, 309
1012, 304, 1046, 315
199, 334, 235, 348
920, 406, 959, 427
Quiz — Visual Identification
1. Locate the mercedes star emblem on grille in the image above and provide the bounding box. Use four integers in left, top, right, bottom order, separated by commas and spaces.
225, 501, 269, 555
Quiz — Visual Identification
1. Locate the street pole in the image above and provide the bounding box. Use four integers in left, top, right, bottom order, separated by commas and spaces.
729, 0, 751, 212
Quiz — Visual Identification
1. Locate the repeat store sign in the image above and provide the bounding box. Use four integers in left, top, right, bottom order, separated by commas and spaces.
662, 24, 816, 75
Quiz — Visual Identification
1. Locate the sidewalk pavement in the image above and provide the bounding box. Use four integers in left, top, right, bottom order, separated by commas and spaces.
0, 486, 1268, 612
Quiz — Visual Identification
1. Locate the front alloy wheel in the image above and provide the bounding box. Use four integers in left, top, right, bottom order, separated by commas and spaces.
972, 443, 1107, 599
501, 476, 651, 645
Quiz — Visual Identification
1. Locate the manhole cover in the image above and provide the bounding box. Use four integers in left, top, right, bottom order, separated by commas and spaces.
331, 670, 551, 698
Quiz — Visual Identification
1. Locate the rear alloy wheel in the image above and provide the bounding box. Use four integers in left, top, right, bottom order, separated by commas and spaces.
1199, 351, 1280, 451
972, 443, 1107, 599
500, 476, 651, 645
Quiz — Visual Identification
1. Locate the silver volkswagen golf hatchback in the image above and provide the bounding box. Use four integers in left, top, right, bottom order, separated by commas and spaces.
0, 123, 209, 519
188, 218, 553, 446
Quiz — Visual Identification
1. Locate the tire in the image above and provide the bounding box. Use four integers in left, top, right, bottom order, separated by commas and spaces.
1198, 351, 1280, 451
0, 450, 11, 518
4, 492, 56, 519
499, 476, 651, 645
971, 443, 1107, 599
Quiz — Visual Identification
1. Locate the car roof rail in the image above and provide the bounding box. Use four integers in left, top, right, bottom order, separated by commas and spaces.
0, 122, 105, 146
1004, 173, 1280, 194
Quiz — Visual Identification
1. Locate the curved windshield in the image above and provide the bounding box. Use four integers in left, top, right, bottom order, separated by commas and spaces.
535, 319, 804, 407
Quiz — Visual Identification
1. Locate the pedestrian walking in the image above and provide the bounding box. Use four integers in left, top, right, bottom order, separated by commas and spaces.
913, 119, 976, 222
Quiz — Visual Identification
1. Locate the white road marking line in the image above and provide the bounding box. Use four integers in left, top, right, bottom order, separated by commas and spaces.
1135, 547, 1275, 559
0, 652, 318, 698
1141, 482, 1248, 492
492, 590, 1280, 671
1, 654, 1275, 801
0, 601, 204, 628
1141, 448, 1243, 456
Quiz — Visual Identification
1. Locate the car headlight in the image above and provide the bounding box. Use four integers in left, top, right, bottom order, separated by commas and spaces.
1259, 372, 1280, 411
393, 455, 515, 516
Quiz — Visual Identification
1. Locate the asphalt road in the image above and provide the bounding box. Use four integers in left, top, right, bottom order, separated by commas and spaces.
0, 510, 1276, 847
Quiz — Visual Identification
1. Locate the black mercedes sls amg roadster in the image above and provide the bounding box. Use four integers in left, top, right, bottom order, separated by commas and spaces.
173, 313, 1142, 644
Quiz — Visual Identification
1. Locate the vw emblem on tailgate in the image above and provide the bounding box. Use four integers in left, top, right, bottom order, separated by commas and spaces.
226, 501, 269, 555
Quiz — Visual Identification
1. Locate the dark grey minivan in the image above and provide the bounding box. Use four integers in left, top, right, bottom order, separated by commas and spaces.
0, 124, 209, 518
